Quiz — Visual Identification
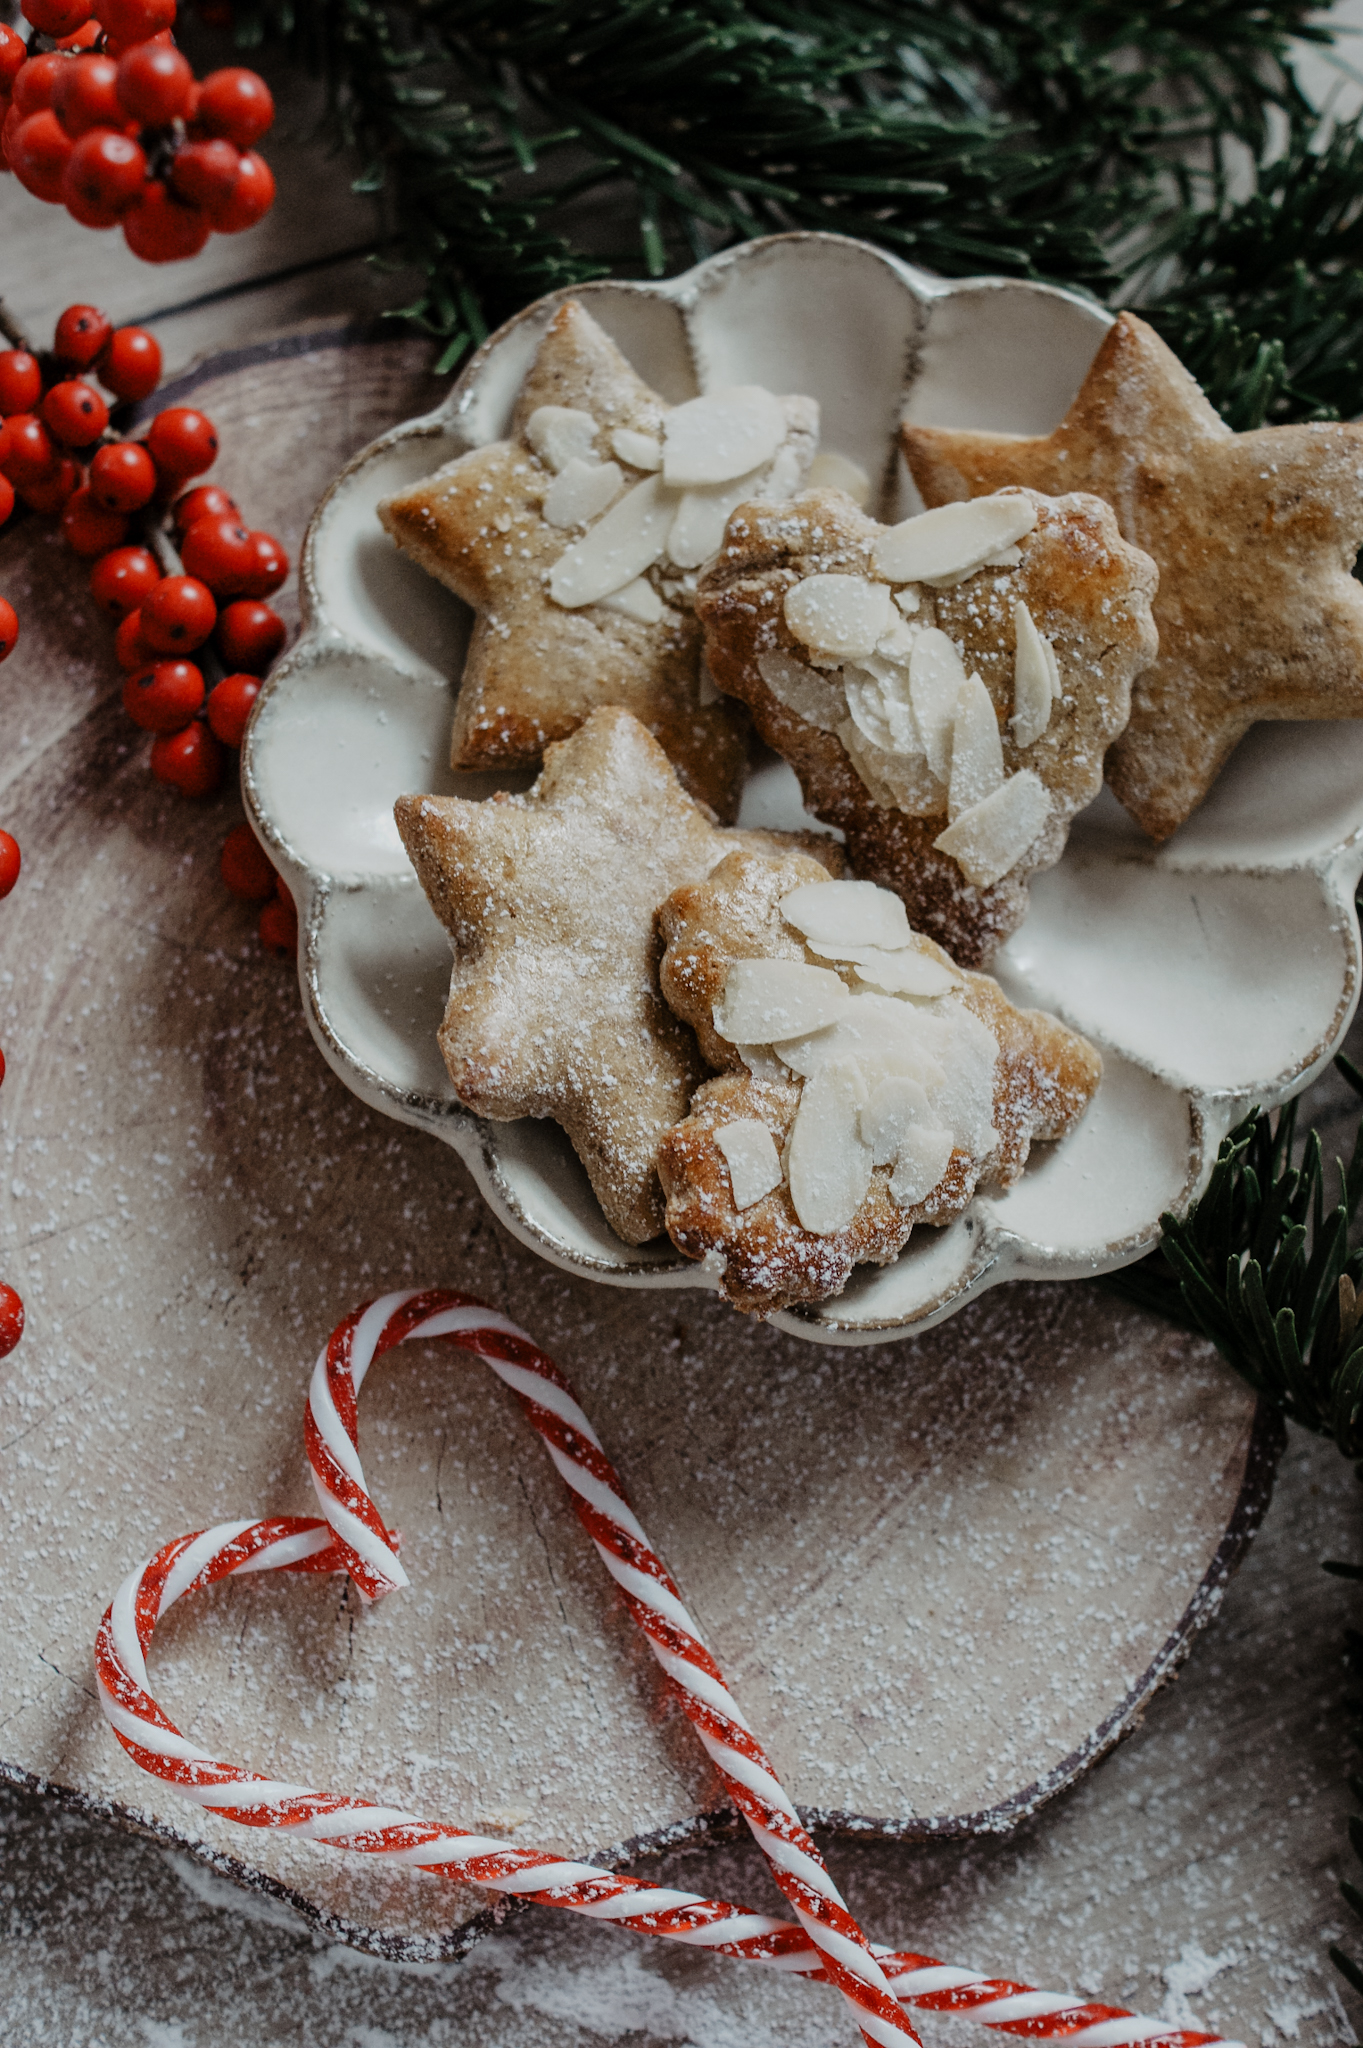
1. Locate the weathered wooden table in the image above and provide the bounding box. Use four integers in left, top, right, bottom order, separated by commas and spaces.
3, 16, 1363, 2046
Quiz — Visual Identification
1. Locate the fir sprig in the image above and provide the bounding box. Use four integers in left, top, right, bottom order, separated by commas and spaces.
225, 0, 1356, 417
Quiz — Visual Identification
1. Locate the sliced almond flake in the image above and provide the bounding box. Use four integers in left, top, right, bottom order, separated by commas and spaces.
787, 1058, 874, 1235
784, 574, 893, 661
763, 444, 804, 502
894, 587, 922, 615
662, 385, 787, 487
871, 494, 1037, 585
908, 628, 966, 782
781, 878, 912, 951
891, 1120, 956, 1206
778, 990, 947, 1087
875, 614, 918, 664
600, 575, 664, 625
859, 655, 923, 754
851, 950, 958, 997
924, 999, 1000, 1158
756, 648, 846, 731
948, 674, 1005, 821
712, 957, 850, 1045
548, 474, 676, 608
984, 544, 1024, 568
734, 1041, 787, 1083
839, 720, 946, 818
611, 426, 662, 471
1011, 600, 1056, 747
807, 451, 871, 507
715, 1120, 784, 1210
667, 467, 767, 570
934, 769, 1051, 888
542, 458, 624, 530
843, 666, 896, 754
859, 1071, 929, 1161
525, 405, 599, 473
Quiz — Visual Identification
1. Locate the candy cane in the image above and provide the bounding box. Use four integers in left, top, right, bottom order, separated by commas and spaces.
96, 1289, 1241, 2048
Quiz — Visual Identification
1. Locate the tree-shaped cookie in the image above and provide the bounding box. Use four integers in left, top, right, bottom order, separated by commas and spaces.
656, 853, 1101, 1314
379, 298, 819, 820
696, 484, 1157, 965
395, 707, 839, 1246
900, 312, 1363, 840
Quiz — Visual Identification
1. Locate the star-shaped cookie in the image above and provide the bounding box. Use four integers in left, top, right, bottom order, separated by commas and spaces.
900, 311, 1363, 840
696, 484, 1156, 965
394, 706, 840, 1245
379, 298, 816, 821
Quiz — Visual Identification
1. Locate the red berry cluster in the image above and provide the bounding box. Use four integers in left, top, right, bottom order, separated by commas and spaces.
0, 833, 24, 1361
0, 300, 296, 957
0, 0, 274, 261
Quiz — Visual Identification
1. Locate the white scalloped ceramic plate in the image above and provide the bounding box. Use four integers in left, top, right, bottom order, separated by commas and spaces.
241, 232, 1363, 1345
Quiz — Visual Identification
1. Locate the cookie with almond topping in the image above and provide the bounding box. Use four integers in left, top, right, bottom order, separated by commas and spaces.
696, 484, 1158, 962
656, 853, 1101, 1314
377, 297, 819, 820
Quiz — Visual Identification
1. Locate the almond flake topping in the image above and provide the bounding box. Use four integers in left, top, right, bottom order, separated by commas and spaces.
600, 576, 664, 624
948, 674, 1005, 820
807, 450, 872, 507
662, 385, 787, 487
787, 1057, 874, 1235
850, 951, 958, 997
908, 628, 967, 782
542, 458, 624, 530
1011, 600, 1060, 747
715, 1119, 784, 1210
781, 877, 912, 951
712, 957, 850, 1045
548, 474, 675, 607
611, 427, 663, 471
668, 468, 768, 570
934, 769, 1051, 887
860, 1076, 955, 1206
784, 574, 893, 661
756, 648, 846, 731
526, 405, 599, 473
871, 494, 1037, 585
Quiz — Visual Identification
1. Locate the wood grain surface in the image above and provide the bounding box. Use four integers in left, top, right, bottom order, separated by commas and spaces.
4, 29, 1363, 2037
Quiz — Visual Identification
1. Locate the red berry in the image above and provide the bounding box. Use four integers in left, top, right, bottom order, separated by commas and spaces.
89, 542, 158, 617
180, 510, 254, 595
0, 601, 17, 662
92, 0, 175, 42
0, 351, 41, 416
97, 326, 161, 403
20, 452, 79, 514
0, 475, 13, 526
141, 572, 215, 652
115, 40, 190, 125
0, 1045, 5, 1087
89, 439, 156, 511
123, 657, 205, 732
12, 53, 65, 117
172, 482, 236, 534
56, 19, 102, 49
216, 598, 284, 673
259, 893, 296, 955
115, 606, 154, 670
62, 128, 145, 222
196, 67, 272, 147
205, 145, 272, 233
23, 0, 93, 40
239, 528, 288, 598
0, 27, 25, 93
20, 453, 80, 514
168, 136, 237, 208
61, 484, 127, 554
54, 58, 119, 136
0, 1282, 24, 1359
151, 720, 223, 798
11, 108, 72, 202
41, 377, 109, 448
123, 180, 209, 263
147, 407, 218, 483
220, 820, 275, 898
206, 670, 260, 747
0, 414, 55, 486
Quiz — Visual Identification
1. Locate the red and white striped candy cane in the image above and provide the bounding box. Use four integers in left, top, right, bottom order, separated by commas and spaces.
96, 1289, 1241, 2048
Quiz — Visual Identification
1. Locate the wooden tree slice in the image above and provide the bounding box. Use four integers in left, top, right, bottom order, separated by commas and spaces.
0, 331, 1276, 1961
